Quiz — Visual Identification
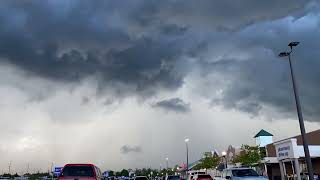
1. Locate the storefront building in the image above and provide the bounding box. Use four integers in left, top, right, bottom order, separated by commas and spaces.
265, 129, 320, 180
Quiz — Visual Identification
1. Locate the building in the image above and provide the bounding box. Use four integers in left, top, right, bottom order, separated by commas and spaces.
225, 145, 242, 164
265, 129, 320, 180
254, 129, 273, 147
223, 129, 273, 165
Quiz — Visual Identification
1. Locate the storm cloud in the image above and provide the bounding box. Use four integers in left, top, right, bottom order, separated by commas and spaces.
120, 145, 142, 154
153, 98, 190, 113
0, 0, 319, 120
1, 0, 320, 172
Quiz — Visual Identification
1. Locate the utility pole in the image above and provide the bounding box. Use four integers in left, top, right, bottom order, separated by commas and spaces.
51, 162, 54, 180
27, 163, 30, 174
8, 161, 12, 175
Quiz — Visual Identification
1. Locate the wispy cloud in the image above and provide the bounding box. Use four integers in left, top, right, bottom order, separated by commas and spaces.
120, 145, 142, 154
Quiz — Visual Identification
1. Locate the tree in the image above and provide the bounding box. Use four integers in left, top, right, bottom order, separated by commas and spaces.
159, 167, 174, 176
120, 169, 129, 177
2, 173, 11, 178
232, 144, 264, 166
109, 170, 115, 177
134, 168, 160, 177
115, 171, 122, 177
193, 152, 221, 171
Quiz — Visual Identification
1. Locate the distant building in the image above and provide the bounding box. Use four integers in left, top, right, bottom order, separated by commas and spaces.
211, 149, 220, 157
225, 145, 241, 163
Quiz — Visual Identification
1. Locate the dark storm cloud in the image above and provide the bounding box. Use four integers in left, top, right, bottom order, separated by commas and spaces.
120, 145, 142, 154
127, 0, 313, 31
0, 0, 312, 86
153, 98, 190, 113
0, 1, 199, 97
201, 16, 320, 121
0, 0, 320, 120
81, 96, 90, 105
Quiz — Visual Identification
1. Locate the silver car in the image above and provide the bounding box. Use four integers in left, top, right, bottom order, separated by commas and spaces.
221, 168, 268, 180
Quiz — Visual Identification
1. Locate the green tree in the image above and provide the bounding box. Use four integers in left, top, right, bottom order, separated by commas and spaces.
2, 173, 11, 178
115, 171, 122, 177
135, 168, 160, 177
109, 170, 115, 177
233, 144, 264, 166
120, 169, 129, 177
193, 152, 221, 171
159, 168, 174, 176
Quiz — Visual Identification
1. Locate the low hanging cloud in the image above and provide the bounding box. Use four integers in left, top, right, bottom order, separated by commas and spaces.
194, 14, 320, 122
120, 145, 142, 154
0, 0, 314, 98
153, 98, 190, 113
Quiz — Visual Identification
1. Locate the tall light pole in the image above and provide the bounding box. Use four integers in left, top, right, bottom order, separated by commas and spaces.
279, 41, 314, 180
8, 161, 12, 175
184, 138, 190, 176
221, 151, 227, 169
51, 162, 54, 180
166, 157, 169, 169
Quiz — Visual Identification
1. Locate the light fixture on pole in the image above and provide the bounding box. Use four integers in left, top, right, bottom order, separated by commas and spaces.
184, 138, 190, 176
278, 41, 314, 180
165, 157, 169, 169
221, 151, 227, 169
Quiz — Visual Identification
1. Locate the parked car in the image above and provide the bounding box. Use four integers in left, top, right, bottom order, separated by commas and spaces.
192, 174, 212, 180
188, 171, 206, 180
221, 168, 268, 180
107, 176, 115, 180
134, 176, 149, 180
58, 163, 103, 180
166, 175, 180, 180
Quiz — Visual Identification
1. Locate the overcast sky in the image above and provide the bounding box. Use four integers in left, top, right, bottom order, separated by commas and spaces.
1, 0, 320, 173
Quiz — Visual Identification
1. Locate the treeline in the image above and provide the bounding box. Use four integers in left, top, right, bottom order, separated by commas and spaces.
1, 172, 50, 179
110, 167, 180, 177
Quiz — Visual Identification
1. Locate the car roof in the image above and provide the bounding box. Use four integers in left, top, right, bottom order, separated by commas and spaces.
64, 163, 95, 166
226, 168, 254, 170
194, 174, 211, 176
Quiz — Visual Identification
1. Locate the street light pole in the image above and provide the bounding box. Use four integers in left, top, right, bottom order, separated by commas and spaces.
279, 42, 314, 180
51, 162, 54, 180
222, 151, 227, 169
166, 157, 169, 169
184, 138, 190, 176
165, 157, 169, 178
8, 161, 11, 175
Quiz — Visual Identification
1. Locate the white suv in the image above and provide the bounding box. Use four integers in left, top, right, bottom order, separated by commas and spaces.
221, 168, 267, 180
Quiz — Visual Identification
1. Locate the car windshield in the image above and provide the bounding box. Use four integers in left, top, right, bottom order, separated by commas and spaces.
232, 169, 259, 177
62, 165, 94, 177
168, 176, 180, 180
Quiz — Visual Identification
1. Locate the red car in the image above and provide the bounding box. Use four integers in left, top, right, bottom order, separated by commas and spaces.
58, 163, 103, 180
192, 174, 213, 180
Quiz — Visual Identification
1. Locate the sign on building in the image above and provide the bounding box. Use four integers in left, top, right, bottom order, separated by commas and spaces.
274, 139, 299, 160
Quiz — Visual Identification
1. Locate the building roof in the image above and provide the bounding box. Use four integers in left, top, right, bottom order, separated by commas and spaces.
254, 129, 273, 138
